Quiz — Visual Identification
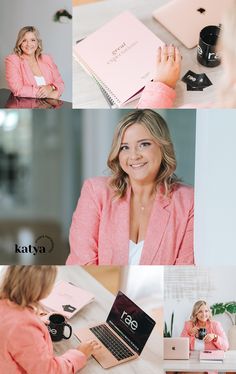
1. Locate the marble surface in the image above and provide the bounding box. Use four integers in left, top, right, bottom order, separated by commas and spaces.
164, 349, 236, 372
52, 266, 163, 374
73, 0, 222, 108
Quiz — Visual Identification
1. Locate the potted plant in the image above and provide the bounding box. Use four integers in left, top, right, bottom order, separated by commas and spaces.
211, 302, 236, 349
164, 312, 174, 337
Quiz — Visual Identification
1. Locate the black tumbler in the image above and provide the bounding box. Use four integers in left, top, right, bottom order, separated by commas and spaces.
198, 328, 207, 340
197, 25, 221, 67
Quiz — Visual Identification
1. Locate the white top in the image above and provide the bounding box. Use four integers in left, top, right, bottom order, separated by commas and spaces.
129, 240, 144, 265
34, 76, 46, 86
194, 339, 205, 351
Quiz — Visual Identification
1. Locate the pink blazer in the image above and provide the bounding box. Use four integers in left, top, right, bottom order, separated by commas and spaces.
137, 81, 211, 108
181, 320, 229, 351
0, 299, 87, 373
138, 81, 177, 108
5, 54, 64, 98
66, 177, 194, 265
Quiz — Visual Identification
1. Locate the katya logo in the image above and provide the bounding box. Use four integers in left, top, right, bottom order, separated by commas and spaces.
120, 310, 138, 331
15, 235, 54, 255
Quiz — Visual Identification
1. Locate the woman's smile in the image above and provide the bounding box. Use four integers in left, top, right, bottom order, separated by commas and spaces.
119, 124, 162, 185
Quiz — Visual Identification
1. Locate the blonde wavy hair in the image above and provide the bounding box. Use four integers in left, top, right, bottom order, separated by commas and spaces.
218, 1, 236, 107
0, 266, 57, 308
14, 26, 43, 59
190, 300, 212, 325
107, 109, 179, 198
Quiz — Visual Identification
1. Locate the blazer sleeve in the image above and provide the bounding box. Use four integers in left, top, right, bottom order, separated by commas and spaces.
137, 81, 176, 108
212, 321, 229, 351
174, 191, 194, 265
67, 179, 101, 265
45, 55, 64, 96
5, 55, 39, 98
8, 322, 87, 374
181, 321, 195, 350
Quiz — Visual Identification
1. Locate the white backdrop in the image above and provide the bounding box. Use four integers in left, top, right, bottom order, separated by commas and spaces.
195, 109, 236, 265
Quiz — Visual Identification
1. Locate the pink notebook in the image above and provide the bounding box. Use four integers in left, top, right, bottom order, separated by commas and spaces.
40, 280, 95, 319
74, 11, 164, 107
199, 350, 225, 362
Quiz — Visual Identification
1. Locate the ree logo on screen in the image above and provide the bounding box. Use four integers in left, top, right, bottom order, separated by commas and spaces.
121, 311, 138, 331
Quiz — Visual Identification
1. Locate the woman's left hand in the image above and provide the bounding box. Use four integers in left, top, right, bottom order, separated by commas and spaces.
203, 333, 215, 343
153, 44, 181, 89
36, 84, 54, 98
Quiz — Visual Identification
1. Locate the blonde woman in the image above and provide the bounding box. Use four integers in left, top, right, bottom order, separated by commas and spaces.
181, 300, 229, 352
5, 26, 64, 98
138, 1, 236, 108
67, 109, 194, 266
0, 266, 100, 373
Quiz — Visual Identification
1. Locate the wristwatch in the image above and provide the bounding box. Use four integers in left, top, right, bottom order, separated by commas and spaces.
50, 84, 56, 91
213, 334, 218, 342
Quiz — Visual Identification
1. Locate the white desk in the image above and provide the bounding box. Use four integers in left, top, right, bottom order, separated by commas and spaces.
53, 266, 163, 374
73, 0, 222, 108
164, 350, 236, 372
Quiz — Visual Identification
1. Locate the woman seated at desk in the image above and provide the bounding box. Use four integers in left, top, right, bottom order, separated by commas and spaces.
67, 109, 194, 266
181, 300, 229, 358
5, 26, 64, 99
0, 265, 100, 373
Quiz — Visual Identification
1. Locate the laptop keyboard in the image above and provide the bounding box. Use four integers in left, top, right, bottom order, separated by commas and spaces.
90, 324, 134, 361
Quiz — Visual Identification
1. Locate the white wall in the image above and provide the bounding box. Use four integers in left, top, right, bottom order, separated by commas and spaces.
195, 109, 236, 265
0, 0, 72, 101
164, 267, 236, 339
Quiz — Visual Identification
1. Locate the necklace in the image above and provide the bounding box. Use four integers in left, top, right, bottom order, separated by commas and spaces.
139, 193, 156, 212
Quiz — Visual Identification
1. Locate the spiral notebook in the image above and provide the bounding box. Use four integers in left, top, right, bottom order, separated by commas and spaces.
40, 280, 95, 319
74, 11, 164, 107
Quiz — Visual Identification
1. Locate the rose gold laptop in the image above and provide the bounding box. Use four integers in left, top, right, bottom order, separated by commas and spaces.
75, 291, 156, 368
153, 0, 233, 48
164, 337, 190, 359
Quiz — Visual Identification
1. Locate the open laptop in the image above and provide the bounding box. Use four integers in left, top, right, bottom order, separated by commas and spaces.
75, 291, 156, 368
153, 0, 233, 48
164, 337, 190, 359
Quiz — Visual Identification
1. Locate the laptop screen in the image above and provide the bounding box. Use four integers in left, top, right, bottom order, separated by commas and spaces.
106, 291, 156, 354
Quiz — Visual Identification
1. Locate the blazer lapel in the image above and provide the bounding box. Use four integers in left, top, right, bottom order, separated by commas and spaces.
110, 187, 131, 264
22, 59, 35, 85
140, 193, 171, 264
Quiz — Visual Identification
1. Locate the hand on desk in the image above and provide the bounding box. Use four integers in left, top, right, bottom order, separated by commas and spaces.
153, 44, 181, 89
78, 340, 101, 358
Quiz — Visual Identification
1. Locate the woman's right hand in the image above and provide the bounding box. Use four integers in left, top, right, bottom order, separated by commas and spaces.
153, 44, 181, 89
189, 326, 199, 337
77, 340, 101, 358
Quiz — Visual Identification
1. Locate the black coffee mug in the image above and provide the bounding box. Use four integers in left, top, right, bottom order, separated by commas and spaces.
48, 314, 72, 342
198, 328, 207, 340
197, 25, 221, 67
